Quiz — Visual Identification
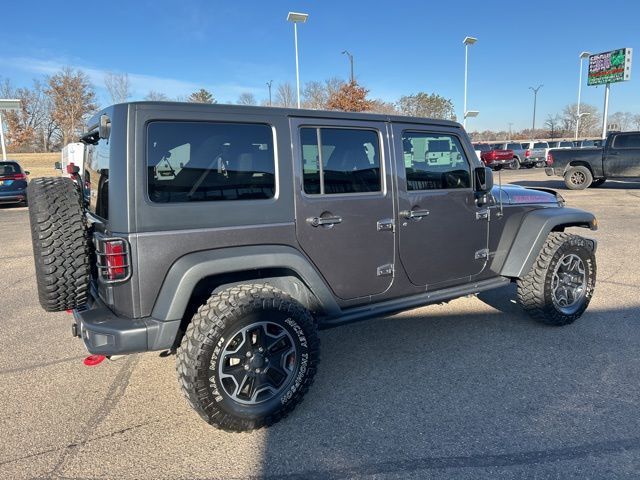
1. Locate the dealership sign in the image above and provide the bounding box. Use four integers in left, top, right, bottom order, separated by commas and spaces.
588, 48, 633, 86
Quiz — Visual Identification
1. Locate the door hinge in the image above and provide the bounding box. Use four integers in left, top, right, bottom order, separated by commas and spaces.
377, 264, 394, 277
377, 219, 394, 232
476, 209, 490, 220
474, 248, 490, 260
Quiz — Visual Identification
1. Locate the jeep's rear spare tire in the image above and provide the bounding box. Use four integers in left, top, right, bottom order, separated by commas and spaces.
27, 177, 91, 312
176, 284, 320, 432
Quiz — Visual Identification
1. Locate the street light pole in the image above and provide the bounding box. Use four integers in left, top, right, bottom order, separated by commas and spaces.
266, 80, 273, 106
602, 83, 611, 139
0, 111, 7, 161
575, 51, 591, 140
342, 50, 354, 83
529, 84, 543, 139
287, 12, 309, 109
508, 122, 513, 141
462, 36, 477, 129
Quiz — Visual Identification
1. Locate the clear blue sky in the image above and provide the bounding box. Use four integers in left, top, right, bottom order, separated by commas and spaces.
1, 0, 638, 131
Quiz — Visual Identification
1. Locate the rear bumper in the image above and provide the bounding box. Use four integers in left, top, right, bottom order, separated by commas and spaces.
73, 292, 181, 356
0, 192, 26, 204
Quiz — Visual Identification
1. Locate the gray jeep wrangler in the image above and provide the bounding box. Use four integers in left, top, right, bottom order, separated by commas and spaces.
27, 102, 598, 432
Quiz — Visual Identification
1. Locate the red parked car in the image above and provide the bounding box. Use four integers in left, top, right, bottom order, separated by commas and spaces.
473, 143, 514, 170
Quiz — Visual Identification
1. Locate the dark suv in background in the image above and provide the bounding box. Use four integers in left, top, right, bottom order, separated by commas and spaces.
0, 161, 30, 206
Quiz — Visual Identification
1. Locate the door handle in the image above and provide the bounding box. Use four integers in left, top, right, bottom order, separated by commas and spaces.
306, 215, 343, 227
401, 208, 430, 220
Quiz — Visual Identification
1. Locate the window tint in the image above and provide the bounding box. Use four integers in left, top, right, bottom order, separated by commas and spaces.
300, 127, 381, 195
548, 142, 559, 148
84, 137, 110, 219
560, 141, 574, 147
507, 143, 521, 150
581, 140, 595, 147
613, 134, 640, 149
473, 143, 490, 152
402, 132, 470, 190
534, 142, 548, 148
147, 122, 275, 203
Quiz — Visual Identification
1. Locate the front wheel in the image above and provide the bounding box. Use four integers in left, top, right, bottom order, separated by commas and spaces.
517, 233, 596, 326
176, 284, 320, 432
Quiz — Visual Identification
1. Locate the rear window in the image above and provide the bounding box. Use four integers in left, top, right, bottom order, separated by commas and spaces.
0, 162, 21, 175
147, 122, 276, 203
533, 142, 549, 148
548, 142, 559, 148
473, 144, 490, 152
581, 140, 595, 147
84, 137, 110, 219
559, 141, 574, 147
507, 143, 521, 150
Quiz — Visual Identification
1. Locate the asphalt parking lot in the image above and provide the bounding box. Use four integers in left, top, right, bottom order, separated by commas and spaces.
1, 169, 639, 479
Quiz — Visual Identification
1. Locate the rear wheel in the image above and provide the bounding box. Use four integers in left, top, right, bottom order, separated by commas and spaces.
590, 178, 606, 188
176, 284, 320, 432
517, 233, 596, 326
564, 166, 592, 190
27, 177, 91, 312
511, 157, 521, 170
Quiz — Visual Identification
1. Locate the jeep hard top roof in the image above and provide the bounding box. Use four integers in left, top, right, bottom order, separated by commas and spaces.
87, 101, 462, 131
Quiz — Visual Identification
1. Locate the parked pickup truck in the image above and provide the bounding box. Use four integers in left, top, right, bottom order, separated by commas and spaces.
472, 143, 514, 170
546, 131, 640, 189
520, 141, 549, 168
491, 142, 539, 169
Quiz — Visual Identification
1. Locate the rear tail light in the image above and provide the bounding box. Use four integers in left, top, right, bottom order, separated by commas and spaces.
547, 152, 554, 166
525, 149, 531, 158
97, 238, 131, 283
66, 162, 76, 174
1, 173, 27, 180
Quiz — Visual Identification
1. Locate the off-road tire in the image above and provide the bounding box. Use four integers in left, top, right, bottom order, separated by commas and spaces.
27, 177, 91, 312
517, 232, 596, 326
564, 166, 593, 190
176, 284, 320, 432
589, 178, 606, 188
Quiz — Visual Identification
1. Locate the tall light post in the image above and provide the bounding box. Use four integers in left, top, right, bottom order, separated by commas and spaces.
342, 50, 354, 83
266, 80, 273, 106
529, 84, 543, 139
287, 12, 309, 109
508, 122, 513, 141
575, 51, 591, 140
463, 36, 478, 129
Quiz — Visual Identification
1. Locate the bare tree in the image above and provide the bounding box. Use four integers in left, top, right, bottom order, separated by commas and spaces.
104, 72, 131, 104
609, 111, 634, 131
145, 90, 170, 101
544, 114, 562, 138
237, 92, 257, 105
562, 103, 600, 137
275, 83, 295, 108
47, 67, 97, 145
368, 99, 398, 115
633, 114, 640, 130
302, 78, 345, 110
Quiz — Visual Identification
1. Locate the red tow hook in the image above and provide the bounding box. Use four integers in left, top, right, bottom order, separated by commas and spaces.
83, 355, 106, 366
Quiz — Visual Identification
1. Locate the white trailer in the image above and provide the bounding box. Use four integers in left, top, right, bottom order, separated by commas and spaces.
57, 142, 85, 177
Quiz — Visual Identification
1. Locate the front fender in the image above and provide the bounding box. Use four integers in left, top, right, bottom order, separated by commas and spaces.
500, 207, 597, 278
151, 245, 341, 321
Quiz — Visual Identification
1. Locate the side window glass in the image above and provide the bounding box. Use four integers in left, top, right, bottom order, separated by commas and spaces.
402, 132, 470, 190
613, 134, 640, 149
301, 127, 382, 195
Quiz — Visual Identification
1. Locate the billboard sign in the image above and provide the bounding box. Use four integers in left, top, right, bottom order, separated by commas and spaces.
588, 48, 633, 86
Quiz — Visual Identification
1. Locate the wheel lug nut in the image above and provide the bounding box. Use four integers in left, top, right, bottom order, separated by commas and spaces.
255, 368, 260, 374
258, 347, 264, 353
246, 352, 252, 358
244, 365, 249, 371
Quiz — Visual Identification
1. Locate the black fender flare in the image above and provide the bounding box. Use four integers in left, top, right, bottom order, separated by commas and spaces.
499, 207, 597, 278
151, 245, 341, 321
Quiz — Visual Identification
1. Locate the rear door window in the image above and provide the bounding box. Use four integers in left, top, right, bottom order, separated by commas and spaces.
612, 133, 640, 149
146, 121, 276, 203
300, 127, 382, 195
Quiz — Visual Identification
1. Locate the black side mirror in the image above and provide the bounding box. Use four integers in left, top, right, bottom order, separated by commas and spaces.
474, 166, 494, 194
24, 170, 30, 175
54, 161, 61, 170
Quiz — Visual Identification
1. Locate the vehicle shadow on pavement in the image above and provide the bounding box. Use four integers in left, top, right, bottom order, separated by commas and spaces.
257, 299, 640, 478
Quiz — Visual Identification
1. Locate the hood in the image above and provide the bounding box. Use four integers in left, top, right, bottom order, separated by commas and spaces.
491, 184, 560, 205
